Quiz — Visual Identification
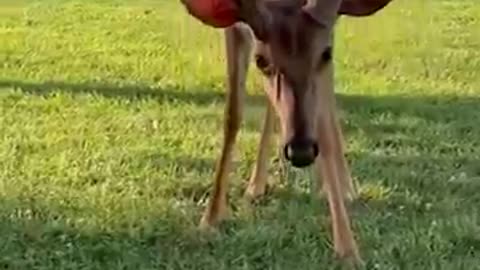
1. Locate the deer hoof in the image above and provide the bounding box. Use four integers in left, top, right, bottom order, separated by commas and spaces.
341, 255, 364, 269
198, 218, 218, 233
244, 183, 267, 201
198, 204, 228, 231
335, 246, 363, 269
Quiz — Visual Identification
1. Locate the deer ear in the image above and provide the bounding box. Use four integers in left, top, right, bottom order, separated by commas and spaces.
180, 0, 240, 28
338, 0, 392, 16
302, 0, 342, 27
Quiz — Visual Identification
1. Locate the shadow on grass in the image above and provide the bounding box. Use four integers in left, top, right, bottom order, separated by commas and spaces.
0, 79, 266, 105
0, 198, 219, 269
2, 78, 480, 136
339, 92, 480, 134
1, 78, 480, 268
0, 194, 337, 269
2, 152, 479, 270
3, 78, 480, 198
0, 79, 270, 132
2, 78, 480, 195
139, 147, 480, 220
2, 79, 480, 120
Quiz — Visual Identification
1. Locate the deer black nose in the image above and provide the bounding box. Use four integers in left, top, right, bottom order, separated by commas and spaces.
284, 138, 319, 168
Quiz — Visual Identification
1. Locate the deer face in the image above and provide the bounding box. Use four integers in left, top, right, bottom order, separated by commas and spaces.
251, 0, 392, 167
253, 2, 334, 167
181, 0, 392, 168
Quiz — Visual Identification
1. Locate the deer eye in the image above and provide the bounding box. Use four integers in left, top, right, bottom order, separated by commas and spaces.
255, 54, 269, 69
254, 54, 273, 75
321, 46, 332, 62
316, 46, 332, 70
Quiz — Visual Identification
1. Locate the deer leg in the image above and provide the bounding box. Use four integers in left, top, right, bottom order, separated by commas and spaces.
315, 66, 356, 200
329, 110, 357, 200
199, 24, 252, 229
315, 112, 360, 263
313, 61, 360, 261
315, 122, 360, 261
244, 102, 274, 200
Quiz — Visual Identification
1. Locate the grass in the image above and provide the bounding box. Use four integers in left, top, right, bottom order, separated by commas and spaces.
1, 0, 480, 269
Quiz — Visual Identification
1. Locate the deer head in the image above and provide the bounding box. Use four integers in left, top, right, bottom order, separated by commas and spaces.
182, 0, 392, 168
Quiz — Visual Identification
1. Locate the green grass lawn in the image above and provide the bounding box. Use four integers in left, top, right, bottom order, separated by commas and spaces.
1, 0, 480, 269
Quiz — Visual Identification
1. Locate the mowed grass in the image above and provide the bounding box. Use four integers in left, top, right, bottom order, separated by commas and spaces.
1, 0, 480, 269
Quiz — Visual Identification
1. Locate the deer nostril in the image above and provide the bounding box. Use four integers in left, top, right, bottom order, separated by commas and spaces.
284, 139, 318, 168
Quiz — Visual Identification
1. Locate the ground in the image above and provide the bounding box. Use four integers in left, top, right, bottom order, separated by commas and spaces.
1, 0, 480, 269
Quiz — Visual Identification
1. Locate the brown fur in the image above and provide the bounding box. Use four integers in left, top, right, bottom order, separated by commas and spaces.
191, 0, 394, 266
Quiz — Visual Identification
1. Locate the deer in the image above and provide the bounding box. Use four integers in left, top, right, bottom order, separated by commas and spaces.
180, 0, 393, 265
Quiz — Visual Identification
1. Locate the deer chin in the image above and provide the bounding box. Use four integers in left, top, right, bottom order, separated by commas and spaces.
181, 0, 239, 28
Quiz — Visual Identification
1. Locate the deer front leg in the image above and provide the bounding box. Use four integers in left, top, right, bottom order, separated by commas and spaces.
315, 112, 360, 263
199, 24, 253, 229
330, 111, 357, 200
244, 103, 274, 200
315, 65, 357, 200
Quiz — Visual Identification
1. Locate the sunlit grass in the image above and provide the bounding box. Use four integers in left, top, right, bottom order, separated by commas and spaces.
0, 0, 479, 269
